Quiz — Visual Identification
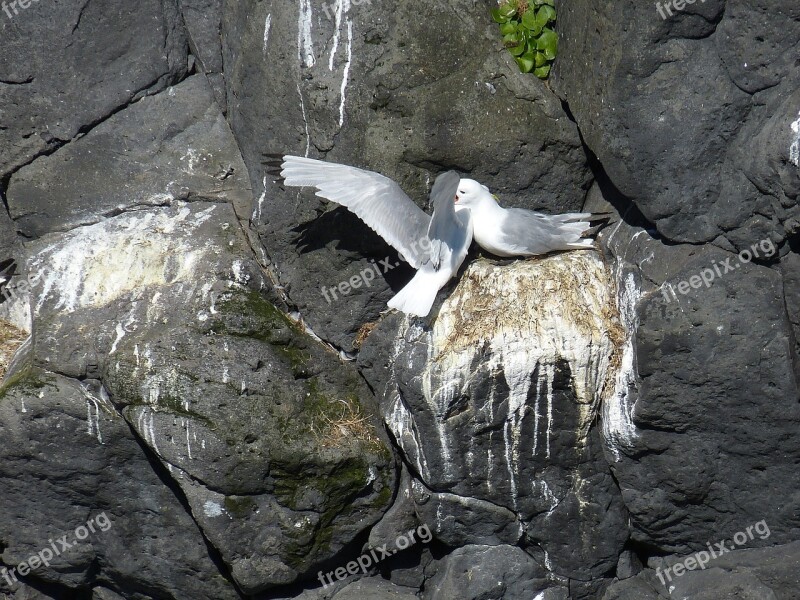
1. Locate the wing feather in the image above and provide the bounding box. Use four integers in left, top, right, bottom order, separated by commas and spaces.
281, 156, 431, 268
499, 208, 595, 255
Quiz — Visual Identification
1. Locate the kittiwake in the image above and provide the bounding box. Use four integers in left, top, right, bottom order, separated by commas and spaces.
454, 179, 604, 256
278, 156, 472, 317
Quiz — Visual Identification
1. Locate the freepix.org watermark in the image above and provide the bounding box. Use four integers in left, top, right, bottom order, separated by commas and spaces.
1, 512, 112, 588
1, 0, 44, 21
655, 519, 770, 590
655, 0, 708, 20
661, 238, 776, 303
321, 256, 401, 304
317, 524, 432, 588
320, 236, 433, 304
0, 263, 54, 306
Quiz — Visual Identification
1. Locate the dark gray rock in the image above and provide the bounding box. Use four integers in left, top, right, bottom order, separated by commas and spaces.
0, 206, 18, 262
331, 578, 417, 599
592, 186, 800, 591
422, 544, 553, 600
7, 75, 251, 238
382, 547, 431, 592
370, 256, 629, 580
367, 466, 420, 553
604, 540, 800, 599
2, 0, 800, 597
409, 478, 523, 548
0, 582, 61, 600
0, 205, 22, 324
92, 589, 127, 600
601, 576, 661, 600
0, 369, 239, 599
262, 574, 418, 600
13, 201, 396, 595
0, 0, 188, 179
617, 240, 799, 551
178, 0, 226, 110
552, 0, 800, 245
615, 550, 643, 580
223, 0, 592, 349
779, 251, 800, 369
649, 540, 800, 599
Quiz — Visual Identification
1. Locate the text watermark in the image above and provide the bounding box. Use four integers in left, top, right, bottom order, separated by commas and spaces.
321, 236, 434, 304
1, 0, 44, 21
655, 519, 770, 591
317, 523, 432, 588
661, 238, 776, 303
656, 0, 708, 20
1, 512, 112, 588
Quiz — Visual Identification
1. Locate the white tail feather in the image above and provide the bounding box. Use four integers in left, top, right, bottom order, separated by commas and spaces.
564, 238, 595, 249
387, 269, 442, 317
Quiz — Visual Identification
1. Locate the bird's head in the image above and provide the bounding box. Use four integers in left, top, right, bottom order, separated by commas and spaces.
454, 179, 494, 209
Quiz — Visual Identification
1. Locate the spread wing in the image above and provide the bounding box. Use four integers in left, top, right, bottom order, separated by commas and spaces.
281, 156, 431, 268
425, 171, 463, 271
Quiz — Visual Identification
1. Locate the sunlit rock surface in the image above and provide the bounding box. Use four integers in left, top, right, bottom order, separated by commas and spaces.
2, 0, 800, 598
382, 253, 628, 582
0, 202, 395, 595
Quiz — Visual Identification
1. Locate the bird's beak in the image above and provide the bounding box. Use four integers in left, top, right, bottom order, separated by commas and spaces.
454, 194, 460, 203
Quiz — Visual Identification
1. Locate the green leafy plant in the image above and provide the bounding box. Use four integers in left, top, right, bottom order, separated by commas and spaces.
491, 0, 558, 79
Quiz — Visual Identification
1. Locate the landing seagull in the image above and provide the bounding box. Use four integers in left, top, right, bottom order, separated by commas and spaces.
278, 156, 472, 317
274, 156, 605, 317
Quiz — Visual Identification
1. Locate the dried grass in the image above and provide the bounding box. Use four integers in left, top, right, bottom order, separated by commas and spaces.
353, 320, 379, 349
310, 397, 383, 450
0, 319, 27, 381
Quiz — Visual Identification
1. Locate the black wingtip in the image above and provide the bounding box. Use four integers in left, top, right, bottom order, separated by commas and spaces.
0, 258, 16, 277
261, 151, 285, 179
581, 221, 614, 238
587, 212, 614, 225
261, 153, 286, 172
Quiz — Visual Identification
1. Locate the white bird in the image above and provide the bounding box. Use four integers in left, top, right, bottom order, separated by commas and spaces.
278, 156, 472, 317
454, 179, 600, 256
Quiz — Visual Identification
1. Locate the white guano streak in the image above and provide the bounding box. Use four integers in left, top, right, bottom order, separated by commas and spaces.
603, 267, 641, 461
328, 0, 350, 70
298, 0, 315, 67
253, 176, 267, 222
85, 397, 103, 444
790, 111, 800, 167
414, 254, 616, 504
30, 206, 215, 316
263, 13, 272, 56
338, 20, 353, 127
297, 82, 311, 156
545, 363, 554, 459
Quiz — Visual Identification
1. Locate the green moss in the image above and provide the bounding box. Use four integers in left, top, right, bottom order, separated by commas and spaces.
274, 458, 376, 566
374, 479, 394, 507
0, 366, 55, 401
300, 377, 388, 455
214, 290, 297, 339
275, 459, 370, 510
211, 290, 311, 376
224, 496, 257, 519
